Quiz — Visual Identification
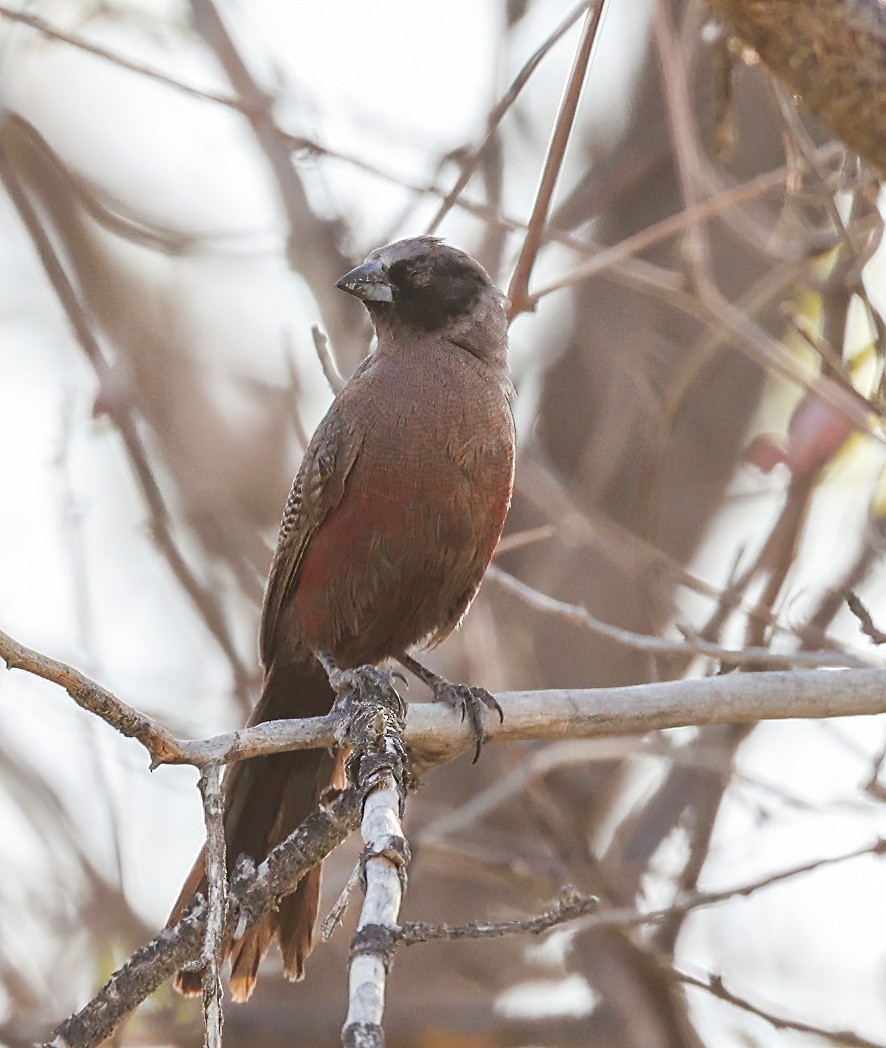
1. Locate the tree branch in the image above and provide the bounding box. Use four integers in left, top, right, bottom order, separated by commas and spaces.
398, 884, 598, 945
487, 565, 873, 669
507, 0, 608, 318
340, 677, 412, 1048
0, 5, 246, 112
42, 789, 364, 1048
676, 967, 886, 1048
425, 0, 588, 234
4, 627, 886, 774
198, 763, 226, 1048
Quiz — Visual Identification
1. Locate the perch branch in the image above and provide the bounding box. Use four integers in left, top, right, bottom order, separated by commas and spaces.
198, 763, 226, 1048
5, 628, 886, 774
340, 678, 412, 1048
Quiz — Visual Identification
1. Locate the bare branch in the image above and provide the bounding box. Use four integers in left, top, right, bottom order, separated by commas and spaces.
399, 840, 885, 946
487, 566, 873, 669
527, 142, 845, 304
321, 861, 362, 941
0, 5, 246, 112
198, 763, 226, 1048
425, 0, 588, 234
398, 885, 598, 945
507, 0, 608, 318
340, 679, 412, 1048
846, 591, 886, 645
676, 968, 886, 1048
42, 790, 364, 1048
188, 0, 358, 358
5, 627, 886, 774
311, 324, 346, 395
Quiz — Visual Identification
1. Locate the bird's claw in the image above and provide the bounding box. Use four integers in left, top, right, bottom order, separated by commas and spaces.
432, 682, 503, 763
329, 665, 406, 721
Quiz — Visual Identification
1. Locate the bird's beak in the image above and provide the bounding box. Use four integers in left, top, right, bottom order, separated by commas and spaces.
335, 259, 394, 303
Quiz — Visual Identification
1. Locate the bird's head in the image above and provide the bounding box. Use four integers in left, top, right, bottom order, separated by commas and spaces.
336, 237, 508, 357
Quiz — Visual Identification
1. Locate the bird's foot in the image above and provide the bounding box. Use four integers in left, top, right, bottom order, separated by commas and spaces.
397, 653, 502, 763
326, 663, 408, 723
317, 657, 412, 795
431, 680, 503, 764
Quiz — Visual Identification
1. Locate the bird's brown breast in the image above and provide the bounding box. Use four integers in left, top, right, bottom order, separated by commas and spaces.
271, 337, 514, 669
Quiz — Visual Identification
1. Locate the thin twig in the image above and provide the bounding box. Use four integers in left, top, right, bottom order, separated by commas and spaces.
527, 142, 845, 304
400, 840, 886, 944
398, 885, 597, 944
198, 763, 226, 1048
846, 590, 886, 645
676, 968, 886, 1048
425, 0, 588, 233
311, 324, 346, 394
188, 0, 357, 358
493, 524, 556, 555
487, 565, 872, 669
321, 861, 362, 941
653, 0, 714, 294
0, 5, 247, 112
507, 0, 608, 318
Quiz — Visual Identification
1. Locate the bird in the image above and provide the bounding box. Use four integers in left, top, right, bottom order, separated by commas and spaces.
169, 235, 515, 1002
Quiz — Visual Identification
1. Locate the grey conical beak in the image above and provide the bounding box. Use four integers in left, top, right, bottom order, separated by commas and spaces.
335, 259, 394, 303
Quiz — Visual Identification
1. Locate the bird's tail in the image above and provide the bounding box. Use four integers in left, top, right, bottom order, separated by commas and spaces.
169, 659, 339, 1002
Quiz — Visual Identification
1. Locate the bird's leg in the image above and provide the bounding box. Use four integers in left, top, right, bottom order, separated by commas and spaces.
398, 653, 503, 763
315, 652, 410, 791
315, 651, 407, 722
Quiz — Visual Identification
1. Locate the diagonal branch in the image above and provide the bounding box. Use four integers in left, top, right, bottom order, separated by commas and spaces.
676, 967, 886, 1048
0, 129, 254, 709
487, 566, 873, 669
0, 5, 245, 112
507, 0, 608, 318
43, 789, 364, 1048
425, 0, 588, 234
188, 0, 359, 361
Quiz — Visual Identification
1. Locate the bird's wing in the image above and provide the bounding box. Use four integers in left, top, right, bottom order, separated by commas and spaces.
259, 401, 363, 665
